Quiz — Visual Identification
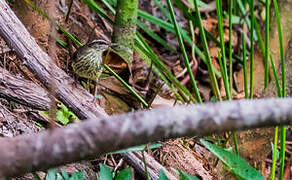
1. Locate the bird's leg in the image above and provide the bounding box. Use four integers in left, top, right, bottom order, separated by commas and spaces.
93, 80, 98, 96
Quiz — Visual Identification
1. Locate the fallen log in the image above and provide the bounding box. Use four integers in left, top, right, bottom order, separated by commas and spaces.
0, 97, 291, 177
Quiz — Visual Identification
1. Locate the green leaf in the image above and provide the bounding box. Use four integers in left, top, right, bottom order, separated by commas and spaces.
7, 0, 15, 4
271, 142, 279, 161
187, 0, 210, 9
108, 144, 162, 155
46, 168, 58, 180
56, 110, 69, 125
58, 26, 84, 47
179, 170, 200, 180
61, 169, 69, 180
98, 164, 113, 180
56, 103, 78, 125
223, 12, 242, 24
32, 172, 42, 180
200, 139, 264, 180
56, 38, 67, 48
82, 0, 114, 24
137, 20, 176, 52
56, 173, 64, 180
81, 81, 88, 89
95, 94, 104, 99
35, 122, 44, 128
210, 96, 217, 102
158, 170, 170, 180
70, 171, 84, 180
116, 168, 132, 180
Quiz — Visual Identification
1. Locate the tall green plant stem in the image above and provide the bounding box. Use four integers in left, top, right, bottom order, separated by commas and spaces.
216, 0, 230, 100
216, 0, 238, 153
242, 34, 248, 99
249, 0, 255, 99
271, 127, 278, 180
112, 0, 138, 65
166, 0, 202, 103
264, 0, 270, 88
272, 0, 286, 178
228, 0, 233, 95
193, 0, 221, 100
270, 55, 281, 179
218, 52, 238, 154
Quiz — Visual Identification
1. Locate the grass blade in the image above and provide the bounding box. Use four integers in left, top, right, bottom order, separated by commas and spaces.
166, 0, 202, 103
254, 20, 265, 55
242, 34, 248, 99
153, 0, 172, 21
270, 54, 281, 97
193, 0, 221, 100
138, 10, 219, 75
249, 0, 255, 99
216, 0, 230, 99
228, 0, 233, 95
271, 126, 279, 180
83, 0, 114, 24
135, 33, 195, 102
104, 64, 148, 107
236, 0, 258, 41
272, 0, 286, 178
264, 0, 270, 88
136, 20, 177, 52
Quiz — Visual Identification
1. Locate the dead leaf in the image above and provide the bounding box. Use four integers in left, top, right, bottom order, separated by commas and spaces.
202, 18, 217, 35
103, 50, 128, 74
150, 95, 177, 108
211, 57, 220, 72
209, 47, 220, 58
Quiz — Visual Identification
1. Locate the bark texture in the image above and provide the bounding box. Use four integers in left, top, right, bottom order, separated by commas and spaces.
0, 67, 51, 110
0, 97, 292, 177
0, 103, 40, 137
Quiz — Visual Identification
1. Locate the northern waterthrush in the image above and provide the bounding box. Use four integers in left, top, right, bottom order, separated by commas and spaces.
72, 39, 111, 81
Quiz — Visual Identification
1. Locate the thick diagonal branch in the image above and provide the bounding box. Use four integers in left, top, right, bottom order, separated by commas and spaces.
0, 97, 291, 177
0, 67, 51, 110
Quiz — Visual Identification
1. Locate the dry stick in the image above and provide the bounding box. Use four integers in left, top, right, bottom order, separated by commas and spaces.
0, 67, 52, 110
0, 97, 292, 177
65, 0, 73, 22
0, 0, 107, 120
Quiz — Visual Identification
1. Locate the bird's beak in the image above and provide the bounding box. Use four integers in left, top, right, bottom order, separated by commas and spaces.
109, 43, 118, 47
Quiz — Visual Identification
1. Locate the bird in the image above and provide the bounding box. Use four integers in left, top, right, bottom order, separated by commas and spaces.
72, 39, 111, 81
72, 39, 114, 94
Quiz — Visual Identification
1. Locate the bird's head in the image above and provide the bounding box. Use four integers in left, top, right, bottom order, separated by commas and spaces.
88, 39, 111, 52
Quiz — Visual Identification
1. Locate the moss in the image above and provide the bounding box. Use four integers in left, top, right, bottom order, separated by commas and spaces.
112, 0, 138, 65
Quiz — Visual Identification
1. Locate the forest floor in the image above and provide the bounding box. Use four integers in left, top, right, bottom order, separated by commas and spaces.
1, 0, 292, 179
